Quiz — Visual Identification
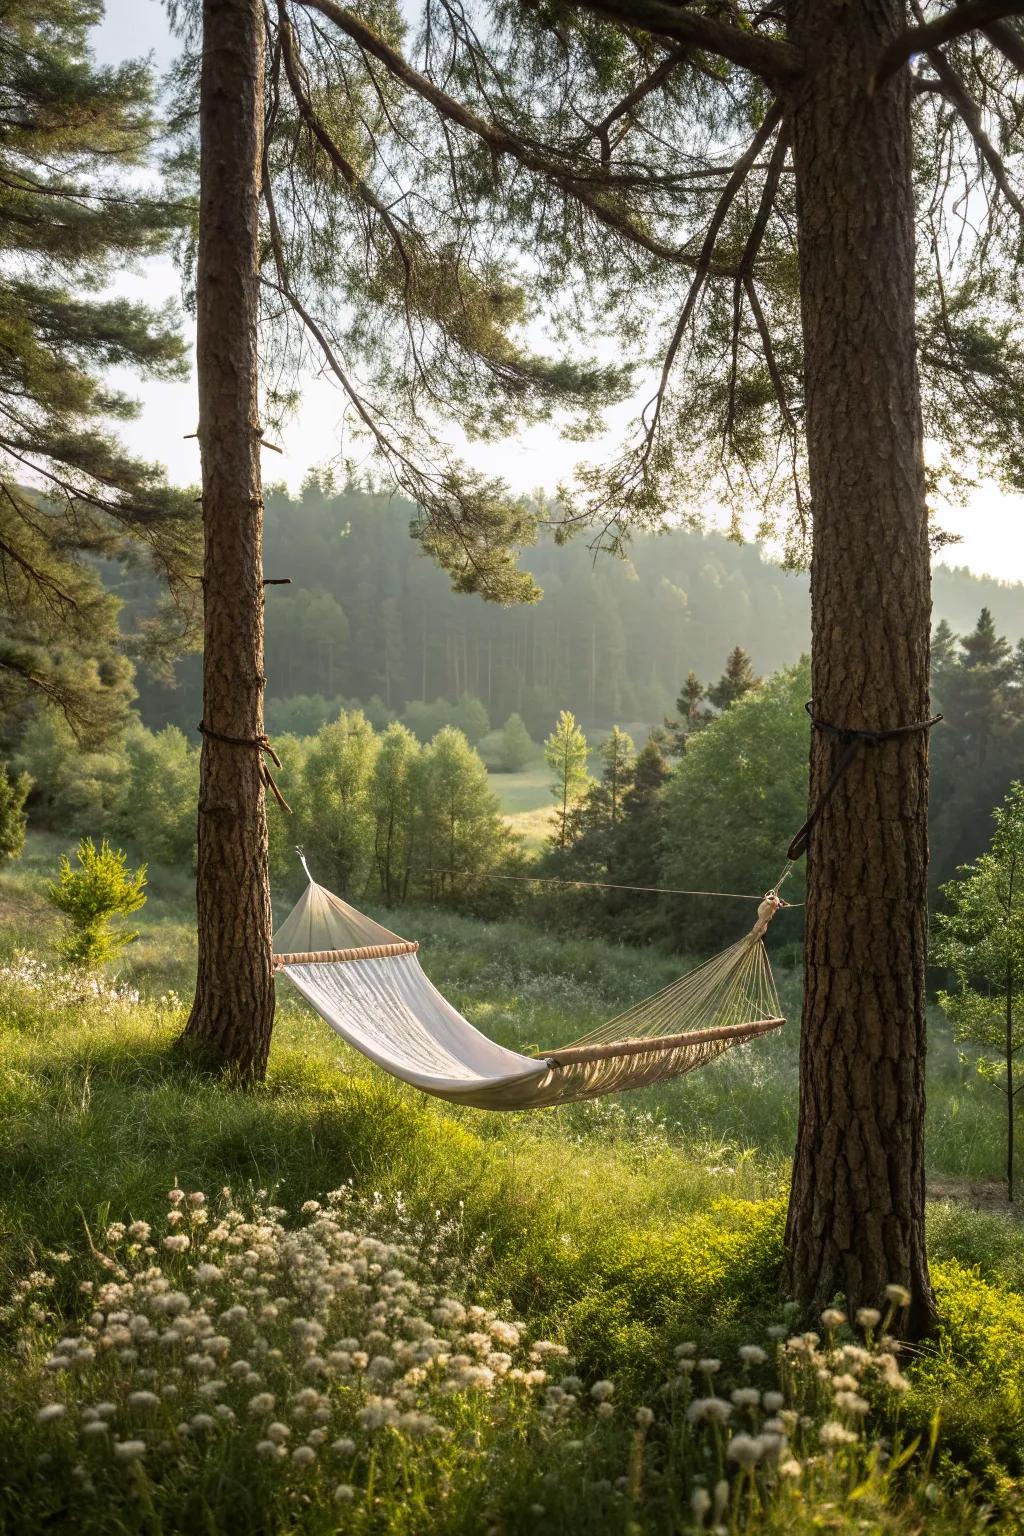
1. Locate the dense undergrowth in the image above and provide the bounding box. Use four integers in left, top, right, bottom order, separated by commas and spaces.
1, 845, 1022, 1532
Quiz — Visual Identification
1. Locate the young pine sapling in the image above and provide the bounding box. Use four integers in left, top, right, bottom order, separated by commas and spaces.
47, 839, 147, 970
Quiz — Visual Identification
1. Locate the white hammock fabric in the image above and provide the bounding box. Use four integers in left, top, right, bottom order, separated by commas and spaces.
273, 866, 785, 1111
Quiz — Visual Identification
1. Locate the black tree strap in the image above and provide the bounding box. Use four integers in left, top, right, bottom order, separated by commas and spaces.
197, 721, 292, 815
786, 700, 941, 862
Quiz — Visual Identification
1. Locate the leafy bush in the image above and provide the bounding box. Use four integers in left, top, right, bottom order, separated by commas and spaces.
500, 712, 535, 771
0, 760, 29, 865
15, 710, 127, 834
116, 727, 199, 870
660, 658, 811, 947
46, 838, 147, 968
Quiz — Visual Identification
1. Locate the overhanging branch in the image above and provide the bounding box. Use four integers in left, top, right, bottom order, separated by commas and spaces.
870, 0, 1024, 93
567, 0, 802, 79
294, 0, 739, 274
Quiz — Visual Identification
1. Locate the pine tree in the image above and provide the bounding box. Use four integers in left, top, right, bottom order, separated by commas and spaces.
934, 783, 1024, 1201
172, 0, 615, 1077
708, 648, 762, 712
0, 0, 195, 741
597, 726, 636, 832
665, 670, 711, 754
544, 711, 592, 851
932, 619, 959, 679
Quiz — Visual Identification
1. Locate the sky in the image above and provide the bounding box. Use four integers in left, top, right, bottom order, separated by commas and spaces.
92, 0, 1024, 585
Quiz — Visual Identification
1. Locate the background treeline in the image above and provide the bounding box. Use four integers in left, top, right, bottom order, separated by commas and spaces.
11, 603, 1024, 957
12, 710, 516, 914
120, 479, 1024, 742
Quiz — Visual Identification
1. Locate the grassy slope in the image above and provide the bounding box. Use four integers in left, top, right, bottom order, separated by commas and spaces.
1, 843, 1023, 1528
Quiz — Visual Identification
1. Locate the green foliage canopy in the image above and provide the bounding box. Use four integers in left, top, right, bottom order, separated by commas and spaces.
0, 0, 197, 741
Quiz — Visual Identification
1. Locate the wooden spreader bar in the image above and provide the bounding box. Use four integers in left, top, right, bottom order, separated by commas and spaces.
540, 1016, 784, 1068
274, 941, 420, 969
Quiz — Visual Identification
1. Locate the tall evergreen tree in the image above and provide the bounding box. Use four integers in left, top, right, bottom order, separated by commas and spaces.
0, 0, 194, 741
708, 647, 762, 712
169, 0, 619, 1077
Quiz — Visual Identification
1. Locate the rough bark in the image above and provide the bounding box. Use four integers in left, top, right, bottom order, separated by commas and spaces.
181, 0, 275, 1080
784, 0, 936, 1336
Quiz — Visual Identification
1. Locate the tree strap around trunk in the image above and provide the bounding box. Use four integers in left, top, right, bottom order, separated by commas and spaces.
786, 701, 942, 862
197, 721, 292, 814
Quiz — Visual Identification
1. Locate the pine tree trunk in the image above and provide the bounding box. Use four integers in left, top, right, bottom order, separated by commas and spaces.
181, 0, 274, 1080
784, 0, 936, 1336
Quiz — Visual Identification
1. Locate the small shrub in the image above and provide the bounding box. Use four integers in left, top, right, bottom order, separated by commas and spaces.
46, 838, 147, 969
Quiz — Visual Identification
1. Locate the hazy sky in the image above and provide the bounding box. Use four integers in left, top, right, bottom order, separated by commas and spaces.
92, 0, 1024, 584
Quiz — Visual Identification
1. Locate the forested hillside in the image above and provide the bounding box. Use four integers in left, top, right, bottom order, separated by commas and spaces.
124, 479, 1024, 738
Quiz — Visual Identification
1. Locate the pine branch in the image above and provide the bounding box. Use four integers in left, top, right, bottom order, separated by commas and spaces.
584, 45, 689, 163
293, 0, 736, 275
870, 0, 1024, 93
983, 16, 1024, 73
920, 37, 1024, 228
567, 0, 802, 79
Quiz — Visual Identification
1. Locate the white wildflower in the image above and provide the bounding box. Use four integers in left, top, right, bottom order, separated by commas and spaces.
820, 1421, 858, 1448
113, 1440, 146, 1461
162, 1235, 190, 1254
635, 1406, 654, 1427
739, 1344, 767, 1366
726, 1433, 765, 1467
686, 1397, 732, 1425
590, 1380, 614, 1403
856, 1307, 881, 1330
36, 1404, 67, 1424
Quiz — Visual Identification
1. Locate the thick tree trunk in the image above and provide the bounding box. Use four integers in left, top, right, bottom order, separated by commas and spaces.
784, 0, 936, 1336
181, 0, 274, 1079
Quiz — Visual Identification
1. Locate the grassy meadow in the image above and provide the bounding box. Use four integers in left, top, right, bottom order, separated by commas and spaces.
1, 836, 1023, 1533
489, 764, 555, 852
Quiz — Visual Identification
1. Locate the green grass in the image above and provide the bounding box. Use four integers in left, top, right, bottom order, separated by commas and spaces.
2, 846, 1023, 1531
488, 764, 554, 851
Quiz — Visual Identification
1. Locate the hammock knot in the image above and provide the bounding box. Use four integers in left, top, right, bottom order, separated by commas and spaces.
196, 721, 291, 814
752, 890, 783, 939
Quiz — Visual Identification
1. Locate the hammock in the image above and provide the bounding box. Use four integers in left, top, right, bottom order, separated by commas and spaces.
273, 862, 786, 1111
